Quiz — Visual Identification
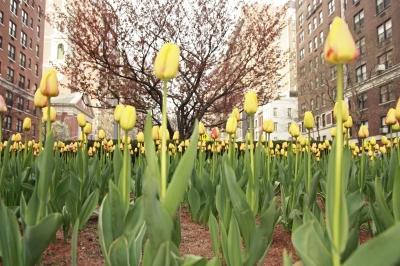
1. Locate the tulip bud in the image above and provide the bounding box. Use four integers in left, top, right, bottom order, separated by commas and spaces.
137, 131, 144, 143
288, 122, 300, 138
154, 43, 180, 81
395, 98, 400, 121
385, 108, 397, 126
333, 100, 349, 122
114, 104, 124, 122
39, 68, 59, 97
84, 123, 92, 135
98, 129, 106, 140
232, 107, 240, 121
199, 122, 206, 135
77, 113, 87, 127
225, 116, 237, 135
151, 126, 160, 140
0, 95, 7, 113
34, 89, 48, 108
244, 91, 258, 115
119, 105, 136, 131
324, 17, 359, 64
343, 115, 353, 129
173, 131, 180, 141
23, 117, 31, 131
211, 127, 219, 140
159, 126, 170, 141
380, 146, 387, 154
263, 120, 274, 133
42, 107, 57, 122
330, 127, 336, 137
303, 111, 314, 129
393, 122, 400, 132
358, 124, 369, 138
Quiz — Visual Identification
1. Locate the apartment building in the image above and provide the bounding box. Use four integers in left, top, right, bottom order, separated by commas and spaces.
296, 0, 400, 140
0, 0, 45, 139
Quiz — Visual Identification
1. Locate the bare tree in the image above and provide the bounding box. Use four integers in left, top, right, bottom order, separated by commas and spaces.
50, 0, 285, 137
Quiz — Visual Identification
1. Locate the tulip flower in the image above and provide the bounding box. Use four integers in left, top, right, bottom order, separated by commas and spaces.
289, 122, 300, 138
119, 105, 137, 131
324, 17, 359, 65
84, 123, 92, 135
136, 131, 144, 143
34, 89, 48, 108
386, 108, 397, 126
152, 126, 160, 140
39, 68, 59, 97
263, 120, 274, 134
304, 111, 314, 129
232, 107, 240, 121
358, 124, 369, 138
98, 129, 106, 140
333, 100, 349, 122
114, 104, 124, 122
199, 122, 206, 135
23, 117, 31, 131
42, 107, 56, 122
173, 131, 180, 141
244, 91, 258, 115
395, 98, 400, 121
344, 116, 353, 129
154, 43, 180, 81
211, 127, 219, 140
77, 113, 87, 127
226, 116, 237, 135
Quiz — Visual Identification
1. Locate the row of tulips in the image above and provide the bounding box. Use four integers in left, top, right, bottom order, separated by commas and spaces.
1, 16, 400, 266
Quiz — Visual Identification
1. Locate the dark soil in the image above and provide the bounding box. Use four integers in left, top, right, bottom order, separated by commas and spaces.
41, 208, 372, 266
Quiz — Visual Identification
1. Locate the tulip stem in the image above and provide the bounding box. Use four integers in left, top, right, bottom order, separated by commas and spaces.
46, 98, 51, 138
120, 131, 131, 210
332, 64, 344, 266
0, 114, 2, 142
161, 80, 168, 201
307, 130, 312, 195
246, 115, 257, 214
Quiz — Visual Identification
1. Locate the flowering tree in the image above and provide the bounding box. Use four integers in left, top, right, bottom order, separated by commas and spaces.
51, 0, 284, 137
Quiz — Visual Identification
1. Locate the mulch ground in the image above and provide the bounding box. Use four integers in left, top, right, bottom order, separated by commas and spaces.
42, 207, 371, 266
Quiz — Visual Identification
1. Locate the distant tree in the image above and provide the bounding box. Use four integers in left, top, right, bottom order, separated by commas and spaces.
51, 0, 285, 137
52, 121, 70, 141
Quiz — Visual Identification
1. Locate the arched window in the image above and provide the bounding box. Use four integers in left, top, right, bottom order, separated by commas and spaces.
57, 43, 64, 59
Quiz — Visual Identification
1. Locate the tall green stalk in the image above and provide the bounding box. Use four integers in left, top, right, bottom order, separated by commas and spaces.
246, 115, 257, 214
0, 114, 2, 142
332, 64, 344, 266
46, 98, 51, 138
160, 80, 168, 201
307, 130, 312, 194
119, 131, 131, 210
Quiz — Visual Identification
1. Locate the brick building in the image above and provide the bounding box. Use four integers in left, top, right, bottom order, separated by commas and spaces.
296, 0, 400, 140
0, 0, 45, 140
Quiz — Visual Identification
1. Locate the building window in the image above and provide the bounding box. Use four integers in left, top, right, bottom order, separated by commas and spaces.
322, 114, 326, 127
16, 119, 23, 132
37, 26, 41, 38
57, 43, 65, 59
309, 41, 313, 53
328, 0, 335, 15
381, 116, 387, 129
376, 0, 390, 14
288, 108, 292, 118
357, 93, 367, 110
21, 31, 28, 47
5, 91, 13, 106
0, 11, 4, 24
8, 44, 16, 61
20, 52, 26, 68
7, 67, 15, 83
22, 10, 29, 26
319, 31, 324, 45
36, 45, 40, 57
18, 75, 26, 89
17, 97, 24, 110
355, 64, 367, 83
35, 64, 39, 76
356, 37, 366, 55
377, 19, 392, 44
330, 67, 336, 80
377, 50, 393, 69
299, 48, 305, 60
28, 58, 32, 68
379, 84, 395, 103
299, 31, 304, 43
313, 17, 318, 30
9, 21, 17, 38
308, 23, 312, 34
299, 13, 304, 25
313, 36, 318, 49
311, 99, 315, 110
319, 11, 323, 24
273, 108, 278, 117
4, 116, 12, 130
10, 0, 18, 15
274, 122, 278, 131
0, 36, 2, 49
30, 17, 33, 28
354, 10, 364, 31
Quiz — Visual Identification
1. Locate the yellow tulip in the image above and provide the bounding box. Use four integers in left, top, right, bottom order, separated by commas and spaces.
114, 104, 125, 122
173, 131, 180, 141
385, 108, 397, 126
0, 95, 7, 113
34, 89, 48, 108
330, 127, 336, 137
232, 107, 240, 121
333, 100, 350, 122
381, 136, 389, 145
289, 122, 300, 138
380, 146, 387, 154
84, 123, 92, 135
369, 137, 376, 146
137, 131, 144, 143
344, 115, 353, 129
77, 113, 87, 127
42, 107, 57, 122
199, 122, 206, 135
395, 98, 400, 121
324, 17, 359, 64
358, 124, 369, 138
244, 91, 258, 115
154, 43, 180, 81
393, 122, 400, 132
119, 105, 137, 131
226, 116, 237, 134
263, 120, 274, 133
152, 126, 160, 140
98, 129, 106, 140
303, 111, 314, 129
23, 117, 31, 131
39, 68, 59, 97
